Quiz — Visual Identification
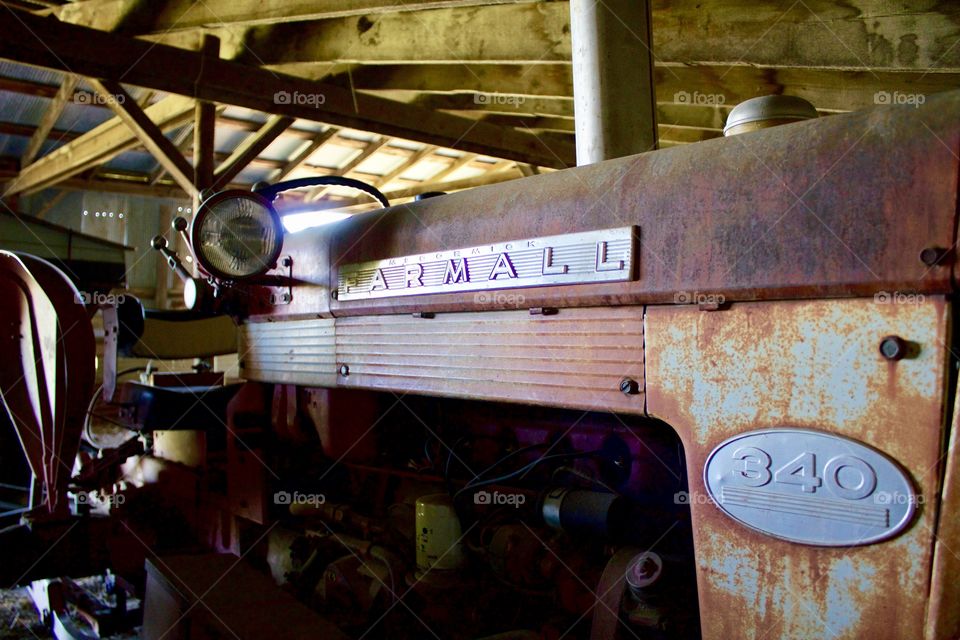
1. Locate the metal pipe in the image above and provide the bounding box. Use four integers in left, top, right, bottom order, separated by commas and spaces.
569, 0, 658, 164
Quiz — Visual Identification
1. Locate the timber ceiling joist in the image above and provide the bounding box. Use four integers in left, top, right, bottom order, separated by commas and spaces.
0, 1, 957, 205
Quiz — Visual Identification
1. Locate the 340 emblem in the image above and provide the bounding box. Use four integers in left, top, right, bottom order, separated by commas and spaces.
704, 429, 917, 546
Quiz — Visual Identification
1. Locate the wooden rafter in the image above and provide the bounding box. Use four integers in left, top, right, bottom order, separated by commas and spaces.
212, 114, 293, 190
50, 0, 541, 32
273, 127, 339, 182
305, 136, 389, 201
0, 7, 575, 169
21, 74, 78, 166
88, 79, 198, 197
373, 145, 437, 188
2, 95, 195, 197
193, 35, 220, 195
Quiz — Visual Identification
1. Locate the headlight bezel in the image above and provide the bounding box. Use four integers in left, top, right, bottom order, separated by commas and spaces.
190, 190, 284, 281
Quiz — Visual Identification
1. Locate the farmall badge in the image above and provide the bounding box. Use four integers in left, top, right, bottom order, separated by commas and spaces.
336, 227, 636, 301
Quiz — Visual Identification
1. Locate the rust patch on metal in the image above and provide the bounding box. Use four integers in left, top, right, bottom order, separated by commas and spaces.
644, 296, 949, 639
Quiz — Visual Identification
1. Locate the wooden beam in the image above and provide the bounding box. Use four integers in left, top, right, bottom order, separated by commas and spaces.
272, 127, 339, 181
193, 35, 220, 196
373, 144, 437, 188
339, 64, 960, 114
51, 0, 541, 32
0, 8, 574, 168
0, 119, 81, 143
213, 114, 293, 189
88, 79, 198, 197
306, 136, 389, 201
425, 152, 477, 183
152, 123, 194, 184
2, 94, 195, 196
225, 2, 960, 71
22, 74, 78, 166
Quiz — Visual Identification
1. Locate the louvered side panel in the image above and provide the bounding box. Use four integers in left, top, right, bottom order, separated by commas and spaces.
335, 307, 645, 413
240, 318, 337, 386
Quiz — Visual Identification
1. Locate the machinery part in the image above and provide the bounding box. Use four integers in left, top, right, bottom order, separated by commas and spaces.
625, 551, 663, 592
723, 94, 819, 136
415, 493, 466, 573
879, 335, 909, 361
152, 430, 206, 467
541, 488, 626, 538
191, 189, 285, 280
589, 547, 643, 640
253, 175, 389, 208
0, 252, 95, 516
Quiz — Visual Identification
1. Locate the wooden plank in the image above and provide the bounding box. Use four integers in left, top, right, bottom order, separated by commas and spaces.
88, 79, 198, 197
22, 74, 78, 166
212, 114, 293, 189
51, 0, 540, 32
2, 94, 195, 196
0, 8, 575, 169
373, 144, 437, 187
272, 127, 338, 181
339, 64, 960, 113
193, 36, 220, 195
210, 2, 960, 71
305, 136, 389, 201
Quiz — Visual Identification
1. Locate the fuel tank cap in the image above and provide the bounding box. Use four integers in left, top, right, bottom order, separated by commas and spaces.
723, 95, 818, 136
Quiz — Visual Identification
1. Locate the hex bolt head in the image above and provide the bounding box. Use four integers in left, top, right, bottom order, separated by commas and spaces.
879, 335, 907, 361
619, 377, 640, 396
339, 364, 350, 376
920, 247, 950, 267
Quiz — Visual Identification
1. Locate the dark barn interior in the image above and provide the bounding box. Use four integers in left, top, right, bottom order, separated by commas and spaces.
0, 2, 959, 639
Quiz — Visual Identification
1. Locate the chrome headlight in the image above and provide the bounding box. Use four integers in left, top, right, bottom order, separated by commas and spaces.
191, 190, 283, 280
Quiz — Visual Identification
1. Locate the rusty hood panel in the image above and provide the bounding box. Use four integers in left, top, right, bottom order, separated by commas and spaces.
644, 297, 950, 639
256, 90, 960, 320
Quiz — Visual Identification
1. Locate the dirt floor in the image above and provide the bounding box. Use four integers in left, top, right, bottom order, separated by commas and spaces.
0, 579, 140, 640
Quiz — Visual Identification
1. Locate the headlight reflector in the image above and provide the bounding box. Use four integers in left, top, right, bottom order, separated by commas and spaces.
191, 191, 283, 279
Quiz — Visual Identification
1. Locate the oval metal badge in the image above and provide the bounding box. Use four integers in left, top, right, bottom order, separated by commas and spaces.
703, 429, 917, 546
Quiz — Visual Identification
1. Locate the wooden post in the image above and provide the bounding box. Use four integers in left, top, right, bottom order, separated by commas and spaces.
193, 35, 220, 208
